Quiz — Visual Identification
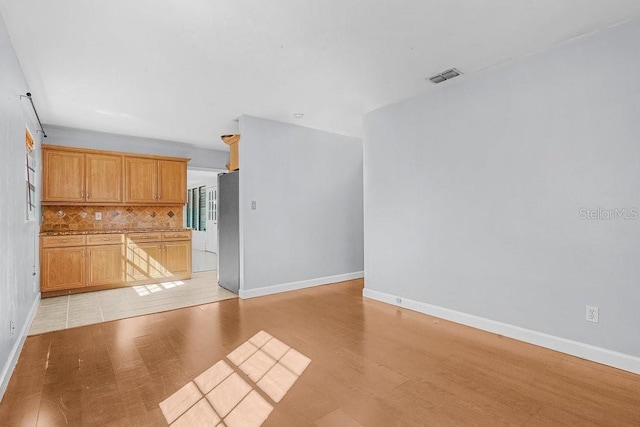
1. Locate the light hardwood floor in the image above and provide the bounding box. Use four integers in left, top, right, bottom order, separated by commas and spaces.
1, 279, 639, 426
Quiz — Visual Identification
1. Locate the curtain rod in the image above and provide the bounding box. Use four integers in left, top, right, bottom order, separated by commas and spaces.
20, 92, 47, 138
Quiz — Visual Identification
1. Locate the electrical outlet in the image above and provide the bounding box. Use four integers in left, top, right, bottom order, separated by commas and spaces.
586, 305, 599, 323
95, 212, 102, 220
395, 297, 402, 305
251, 201, 257, 210
10, 320, 16, 337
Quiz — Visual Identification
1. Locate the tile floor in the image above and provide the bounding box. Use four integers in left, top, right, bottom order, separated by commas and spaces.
192, 249, 217, 272
29, 270, 237, 335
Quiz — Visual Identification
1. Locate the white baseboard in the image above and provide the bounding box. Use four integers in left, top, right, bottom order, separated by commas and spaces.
239, 271, 364, 299
0, 293, 40, 402
363, 288, 640, 375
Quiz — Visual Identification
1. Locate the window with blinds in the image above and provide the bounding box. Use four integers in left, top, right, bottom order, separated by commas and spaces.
199, 186, 206, 231
185, 186, 208, 231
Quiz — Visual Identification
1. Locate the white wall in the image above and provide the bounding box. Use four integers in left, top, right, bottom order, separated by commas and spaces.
239, 115, 363, 297
363, 20, 640, 372
45, 125, 229, 170
0, 11, 41, 400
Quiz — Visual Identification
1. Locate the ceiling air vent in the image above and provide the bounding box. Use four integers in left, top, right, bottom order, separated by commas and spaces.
428, 68, 462, 84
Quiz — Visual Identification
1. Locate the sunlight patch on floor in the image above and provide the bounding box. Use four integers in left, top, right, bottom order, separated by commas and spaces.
133, 280, 185, 296
160, 330, 311, 427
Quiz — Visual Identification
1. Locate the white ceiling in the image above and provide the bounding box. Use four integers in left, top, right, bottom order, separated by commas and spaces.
2, 1, 640, 151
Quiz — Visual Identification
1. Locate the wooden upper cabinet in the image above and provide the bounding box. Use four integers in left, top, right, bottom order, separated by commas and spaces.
124, 157, 157, 203
125, 158, 187, 205
43, 148, 122, 204
42, 150, 85, 202
158, 160, 186, 204
86, 153, 123, 203
42, 145, 188, 205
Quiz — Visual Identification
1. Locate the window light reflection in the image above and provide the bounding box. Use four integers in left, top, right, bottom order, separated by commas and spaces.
133, 281, 185, 296
159, 331, 311, 427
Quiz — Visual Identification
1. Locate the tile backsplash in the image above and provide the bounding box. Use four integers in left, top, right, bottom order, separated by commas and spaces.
41, 206, 184, 231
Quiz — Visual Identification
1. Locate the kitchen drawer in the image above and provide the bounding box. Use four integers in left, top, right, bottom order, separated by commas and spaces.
41, 235, 86, 248
86, 233, 124, 245
162, 231, 191, 241
127, 232, 162, 242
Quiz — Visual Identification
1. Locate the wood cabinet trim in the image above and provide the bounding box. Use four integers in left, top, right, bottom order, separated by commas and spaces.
41, 235, 87, 248
86, 234, 124, 245
127, 232, 162, 242
42, 144, 191, 163
161, 231, 191, 240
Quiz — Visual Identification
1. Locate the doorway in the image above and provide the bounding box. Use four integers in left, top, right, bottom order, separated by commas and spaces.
186, 168, 225, 272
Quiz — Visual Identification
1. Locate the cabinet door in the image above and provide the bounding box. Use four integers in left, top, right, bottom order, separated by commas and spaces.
42, 150, 85, 202
127, 242, 164, 281
158, 160, 186, 204
41, 247, 86, 291
163, 241, 192, 277
124, 157, 157, 203
86, 153, 123, 203
87, 245, 125, 286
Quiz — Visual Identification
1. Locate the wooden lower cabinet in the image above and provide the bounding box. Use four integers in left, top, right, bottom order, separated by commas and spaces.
163, 241, 191, 277
126, 240, 191, 282
127, 242, 164, 281
41, 247, 86, 291
41, 231, 192, 295
87, 244, 125, 286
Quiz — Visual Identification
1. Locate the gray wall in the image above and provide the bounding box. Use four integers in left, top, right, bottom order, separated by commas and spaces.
45, 125, 229, 170
239, 115, 364, 292
0, 11, 41, 399
364, 20, 640, 357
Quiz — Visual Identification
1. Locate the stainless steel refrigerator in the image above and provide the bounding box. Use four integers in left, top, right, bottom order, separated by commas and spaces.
217, 171, 240, 294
